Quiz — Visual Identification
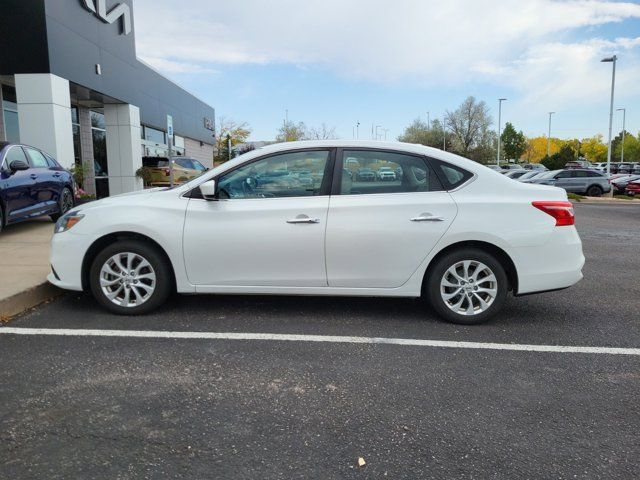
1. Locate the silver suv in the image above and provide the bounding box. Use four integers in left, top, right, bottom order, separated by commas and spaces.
527, 169, 611, 197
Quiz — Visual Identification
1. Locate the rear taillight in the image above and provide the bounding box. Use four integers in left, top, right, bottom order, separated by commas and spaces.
532, 201, 575, 226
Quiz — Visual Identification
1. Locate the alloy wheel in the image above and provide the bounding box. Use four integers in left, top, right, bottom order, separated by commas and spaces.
99, 252, 157, 308
440, 260, 498, 316
61, 188, 74, 213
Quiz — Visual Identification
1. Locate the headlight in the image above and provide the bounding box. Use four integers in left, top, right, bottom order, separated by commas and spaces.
55, 212, 84, 234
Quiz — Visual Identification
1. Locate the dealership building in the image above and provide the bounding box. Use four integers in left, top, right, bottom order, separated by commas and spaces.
0, 0, 216, 198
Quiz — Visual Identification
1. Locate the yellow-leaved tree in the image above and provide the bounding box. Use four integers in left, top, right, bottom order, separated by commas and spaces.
580, 135, 608, 163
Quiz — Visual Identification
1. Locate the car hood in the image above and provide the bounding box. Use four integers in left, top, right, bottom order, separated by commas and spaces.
70, 187, 165, 214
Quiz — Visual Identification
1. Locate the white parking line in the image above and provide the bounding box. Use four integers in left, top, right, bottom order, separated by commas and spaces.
1, 327, 639, 356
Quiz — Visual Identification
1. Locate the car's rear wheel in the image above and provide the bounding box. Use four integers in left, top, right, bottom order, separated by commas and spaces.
89, 240, 172, 315
425, 248, 508, 325
586, 185, 603, 197
50, 187, 74, 222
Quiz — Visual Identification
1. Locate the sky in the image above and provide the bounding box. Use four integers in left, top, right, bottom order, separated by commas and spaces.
132, 0, 640, 142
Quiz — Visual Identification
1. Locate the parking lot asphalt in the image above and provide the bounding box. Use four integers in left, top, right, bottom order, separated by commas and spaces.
1, 203, 639, 479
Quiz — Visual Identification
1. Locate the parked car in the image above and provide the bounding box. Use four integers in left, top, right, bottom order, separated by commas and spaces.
521, 163, 548, 171
633, 163, 640, 175
517, 171, 546, 182
356, 167, 376, 181
49, 140, 584, 325
376, 166, 397, 181
527, 169, 611, 196
503, 170, 529, 179
486, 164, 503, 172
142, 156, 208, 186
611, 175, 640, 194
616, 163, 636, 175
0, 142, 74, 233
625, 180, 640, 196
565, 160, 592, 169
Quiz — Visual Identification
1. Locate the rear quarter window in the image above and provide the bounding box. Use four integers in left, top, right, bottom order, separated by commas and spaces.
429, 159, 473, 190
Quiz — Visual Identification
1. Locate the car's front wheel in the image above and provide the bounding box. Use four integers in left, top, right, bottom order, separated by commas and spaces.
89, 240, 172, 315
586, 185, 603, 197
50, 187, 74, 222
425, 248, 508, 325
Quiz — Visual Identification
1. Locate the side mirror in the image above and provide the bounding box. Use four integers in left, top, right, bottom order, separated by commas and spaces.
10, 159, 29, 172
200, 179, 217, 200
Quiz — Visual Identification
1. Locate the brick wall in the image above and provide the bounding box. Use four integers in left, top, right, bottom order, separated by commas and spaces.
185, 137, 214, 169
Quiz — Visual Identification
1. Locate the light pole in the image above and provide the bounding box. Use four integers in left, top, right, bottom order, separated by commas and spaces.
602, 55, 617, 176
617, 108, 626, 163
356, 121, 360, 139
382, 128, 389, 141
427, 111, 430, 130
375, 125, 382, 140
497, 98, 507, 165
547, 112, 555, 156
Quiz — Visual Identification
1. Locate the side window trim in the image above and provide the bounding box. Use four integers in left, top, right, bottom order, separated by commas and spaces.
192, 148, 336, 200
332, 148, 444, 196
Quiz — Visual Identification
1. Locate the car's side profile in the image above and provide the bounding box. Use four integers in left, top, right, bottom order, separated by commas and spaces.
0, 142, 74, 232
526, 168, 611, 196
48, 140, 584, 325
142, 156, 208, 186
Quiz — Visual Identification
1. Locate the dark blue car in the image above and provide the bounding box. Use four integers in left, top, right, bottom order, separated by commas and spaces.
0, 142, 74, 232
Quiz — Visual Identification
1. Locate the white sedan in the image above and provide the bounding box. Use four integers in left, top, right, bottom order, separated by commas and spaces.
49, 141, 584, 325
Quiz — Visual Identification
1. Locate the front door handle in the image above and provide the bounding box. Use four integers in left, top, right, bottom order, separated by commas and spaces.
52, 172, 61, 177
30, 174, 38, 180
287, 215, 320, 224
411, 214, 444, 222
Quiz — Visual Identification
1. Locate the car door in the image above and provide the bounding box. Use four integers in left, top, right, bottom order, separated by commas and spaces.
1, 146, 37, 222
183, 149, 333, 287
23, 147, 57, 214
553, 170, 574, 191
325, 149, 458, 288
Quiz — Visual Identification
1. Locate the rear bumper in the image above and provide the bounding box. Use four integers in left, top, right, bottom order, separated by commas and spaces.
510, 226, 585, 295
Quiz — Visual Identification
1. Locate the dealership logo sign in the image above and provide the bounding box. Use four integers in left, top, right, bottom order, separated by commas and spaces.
81, 0, 132, 35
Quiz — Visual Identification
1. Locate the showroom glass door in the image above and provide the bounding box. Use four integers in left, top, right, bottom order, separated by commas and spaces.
91, 110, 109, 198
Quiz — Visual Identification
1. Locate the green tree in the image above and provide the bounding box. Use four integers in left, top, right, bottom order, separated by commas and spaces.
214, 117, 251, 164
445, 96, 493, 157
612, 130, 640, 162
397, 118, 445, 148
500, 122, 526, 161
276, 121, 307, 142
541, 144, 575, 170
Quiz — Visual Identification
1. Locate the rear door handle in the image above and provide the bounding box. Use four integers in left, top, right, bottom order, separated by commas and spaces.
287, 215, 320, 224
53, 172, 61, 177
30, 174, 38, 180
411, 214, 444, 222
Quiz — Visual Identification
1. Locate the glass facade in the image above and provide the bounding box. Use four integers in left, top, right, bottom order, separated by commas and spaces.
91, 110, 109, 198
2, 85, 20, 143
71, 106, 81, 166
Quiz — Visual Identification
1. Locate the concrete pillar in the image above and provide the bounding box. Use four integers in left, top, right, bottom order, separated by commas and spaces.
15, 74, 74, 168
104, 104, 143, 195
78, 106, 96, 196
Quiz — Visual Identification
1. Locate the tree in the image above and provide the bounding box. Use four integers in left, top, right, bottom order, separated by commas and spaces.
580, 135, 608, 163
214, 117, 251, 164
445, 96, 493, 157
612, 130, 640, 162
397, 118, 445, 148
306, 123, 337, 140
276, 121, 307, 142
500, 122, 526, 161
541, 144, 575, 170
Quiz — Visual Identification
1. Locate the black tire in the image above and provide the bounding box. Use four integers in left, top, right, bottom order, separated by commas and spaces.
424, 248, 509, 325
586, 185, 603, 197
50, 187, 74, 222
89, 240, 173, 315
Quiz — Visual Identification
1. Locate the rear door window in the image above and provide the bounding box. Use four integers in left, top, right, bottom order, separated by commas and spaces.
429, 159, 473, 190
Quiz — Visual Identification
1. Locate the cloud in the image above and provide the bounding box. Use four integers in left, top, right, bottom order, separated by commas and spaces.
140, 57, 218, 75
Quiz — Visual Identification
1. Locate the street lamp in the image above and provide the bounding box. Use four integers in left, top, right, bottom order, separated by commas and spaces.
602, 55, 617, 176
356, 121, 360, 139
427, 111, 430, 130
382, 128, 389, 141
617, 108, 626, 163
547, 112, 555, 156
442, 114, 446, 151
375, 125, 382, 140
497, 98, 507, 165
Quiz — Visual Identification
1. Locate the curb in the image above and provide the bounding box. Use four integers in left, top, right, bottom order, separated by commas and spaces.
0, 283, 64, 320
572, 200, 640, 205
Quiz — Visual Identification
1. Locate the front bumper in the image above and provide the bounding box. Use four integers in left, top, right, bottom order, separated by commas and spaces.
48, 231, 91, 291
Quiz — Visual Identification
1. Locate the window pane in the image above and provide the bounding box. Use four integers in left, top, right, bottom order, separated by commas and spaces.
4, 146, 28, 165
144, 126, 166, 144
72, 124, 81, 164
3, 110, 20, 143
431, 159, 473, 189
218, 150, 329, 199
340, 150, 442, 195
71, 106, 79, 125
92, 129, 108, 175
90, 110, 105, 129
25, 148, 49, 168
1, 85, 17, 110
